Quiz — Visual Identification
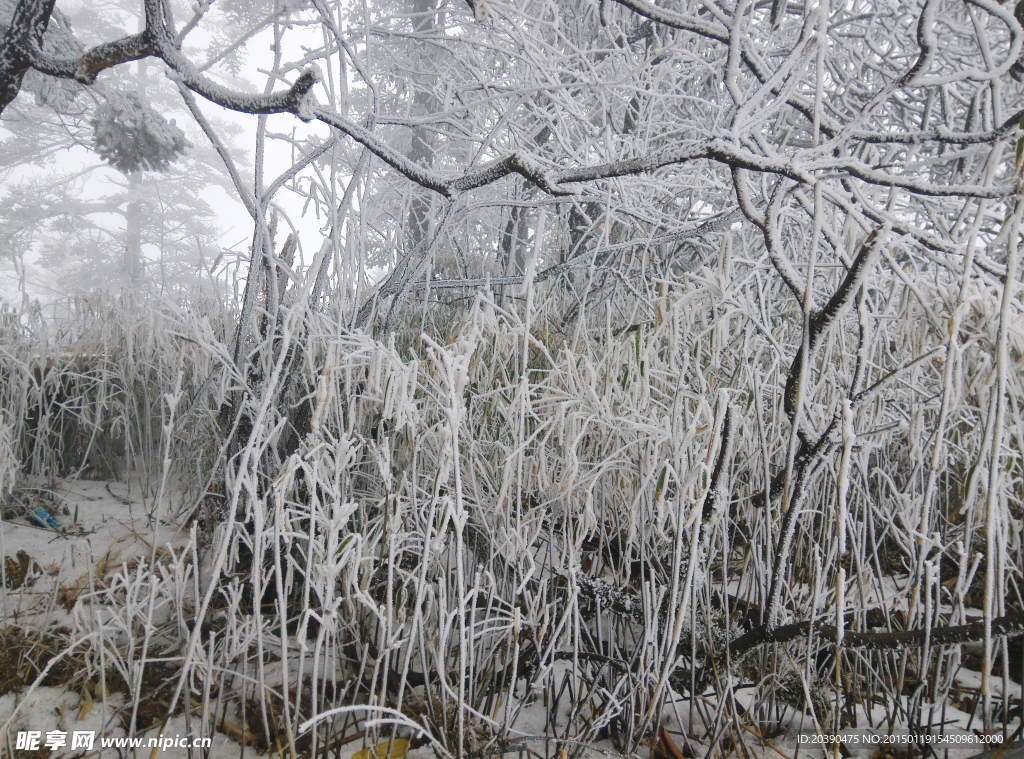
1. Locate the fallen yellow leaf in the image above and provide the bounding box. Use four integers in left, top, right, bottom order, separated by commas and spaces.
352, 738, 410, 759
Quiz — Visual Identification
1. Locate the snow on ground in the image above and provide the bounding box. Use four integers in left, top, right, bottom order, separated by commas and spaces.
0, 686, 124, 747
0, 479, 1019, 758
0, 477, 205, 756
0, 689, 253, 759
1, 477, 190, 629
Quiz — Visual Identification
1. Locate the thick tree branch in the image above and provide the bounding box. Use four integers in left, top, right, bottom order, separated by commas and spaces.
728, 609, 1024, 657
0, 0, 319, 119
783, 229, 885, 422
702, 405, 737, 524
0, 0, 56, 112
608, 0, 729, 43
30, 31, 154, 84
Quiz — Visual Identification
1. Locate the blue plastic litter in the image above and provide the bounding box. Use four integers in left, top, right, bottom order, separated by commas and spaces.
31, 508, 61, 530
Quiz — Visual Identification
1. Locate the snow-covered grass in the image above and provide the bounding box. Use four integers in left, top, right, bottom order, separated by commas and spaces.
0, 250, 1020, 759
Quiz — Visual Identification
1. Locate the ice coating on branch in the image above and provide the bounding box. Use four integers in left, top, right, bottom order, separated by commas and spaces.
0, 0, 83, 110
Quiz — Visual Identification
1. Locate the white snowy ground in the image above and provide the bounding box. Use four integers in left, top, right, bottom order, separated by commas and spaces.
0, 478, 237, 757
0, 479, 1018, 758
0, 478, 188, 630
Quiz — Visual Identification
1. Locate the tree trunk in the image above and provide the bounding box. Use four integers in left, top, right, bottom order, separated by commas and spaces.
124, 172, 143, 284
